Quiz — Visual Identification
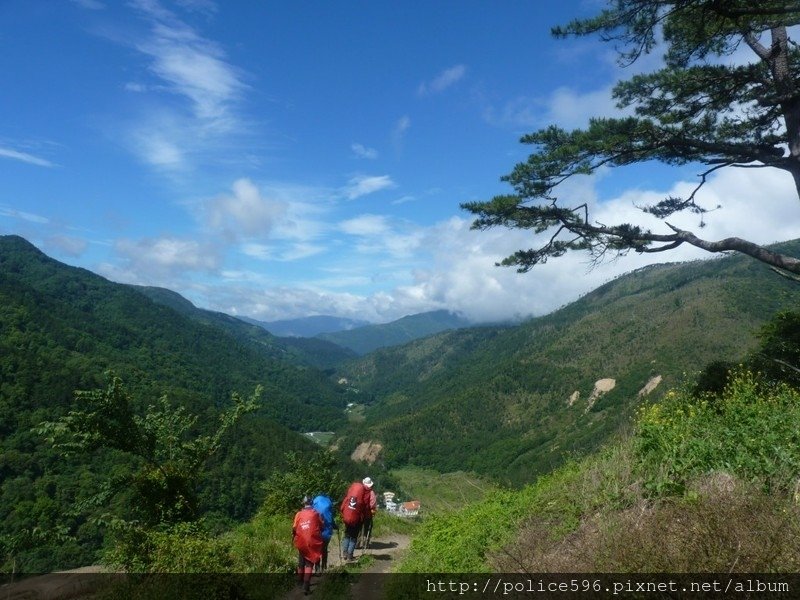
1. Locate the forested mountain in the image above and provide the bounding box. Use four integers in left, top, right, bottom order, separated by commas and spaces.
336, 243, 800, 484
318, 309, 471, 355
0, 235, 353, 571
134, 286, 357, 369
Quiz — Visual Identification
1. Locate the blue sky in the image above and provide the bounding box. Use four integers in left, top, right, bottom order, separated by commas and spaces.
4, 0, 800, 324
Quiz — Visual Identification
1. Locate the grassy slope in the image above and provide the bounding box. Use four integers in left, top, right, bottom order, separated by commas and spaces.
395, 372, 800, 575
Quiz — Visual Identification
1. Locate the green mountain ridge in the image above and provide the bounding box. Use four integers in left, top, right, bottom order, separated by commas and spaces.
318, 309, 472, 354
337, 244, 800, 484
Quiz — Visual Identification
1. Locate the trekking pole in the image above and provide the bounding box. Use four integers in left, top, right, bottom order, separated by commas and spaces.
336, 527, 342, 564
365, 520, 372, 551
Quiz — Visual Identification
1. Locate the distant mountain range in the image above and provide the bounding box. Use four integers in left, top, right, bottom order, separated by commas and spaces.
135, 286, 358, 369
243, 309, 473, 356
244, 314, 370, 338
317, 309, 472, 355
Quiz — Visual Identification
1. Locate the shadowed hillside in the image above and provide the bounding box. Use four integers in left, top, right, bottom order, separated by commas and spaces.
0, 235, 352, 571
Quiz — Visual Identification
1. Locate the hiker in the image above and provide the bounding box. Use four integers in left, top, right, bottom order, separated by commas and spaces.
311, 493, 337, 572
340, 479, 369, 560
360, 477, 377, 549
292, 495, 324, 595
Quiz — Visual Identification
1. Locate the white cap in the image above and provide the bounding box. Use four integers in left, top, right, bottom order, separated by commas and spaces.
362, 477, 374, 489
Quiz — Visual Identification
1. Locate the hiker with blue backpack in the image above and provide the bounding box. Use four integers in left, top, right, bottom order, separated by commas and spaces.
311, 493, 337, 572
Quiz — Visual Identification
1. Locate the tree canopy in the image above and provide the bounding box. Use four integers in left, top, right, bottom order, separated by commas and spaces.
463, 0, 800, 273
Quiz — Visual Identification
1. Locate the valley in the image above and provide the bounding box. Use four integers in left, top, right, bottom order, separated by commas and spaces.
3, 233, 800, 582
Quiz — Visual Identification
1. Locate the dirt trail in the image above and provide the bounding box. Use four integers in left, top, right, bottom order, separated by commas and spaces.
286, 533, 411, 599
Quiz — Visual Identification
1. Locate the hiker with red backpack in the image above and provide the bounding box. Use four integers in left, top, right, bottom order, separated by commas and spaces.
340, 479, 370, 561
292, 495, 324, 595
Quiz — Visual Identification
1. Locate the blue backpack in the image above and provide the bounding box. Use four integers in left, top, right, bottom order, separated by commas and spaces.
312, 495, 335, 541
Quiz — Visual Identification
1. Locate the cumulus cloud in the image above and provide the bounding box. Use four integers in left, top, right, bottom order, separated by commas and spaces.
204, 178, 287, 238
338, 213, 423, 259
102, 235, 221, 286
341, 175, 396, 200
417, 64, 466, 96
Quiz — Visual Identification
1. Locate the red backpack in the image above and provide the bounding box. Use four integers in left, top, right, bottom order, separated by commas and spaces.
340, 481, 366, 526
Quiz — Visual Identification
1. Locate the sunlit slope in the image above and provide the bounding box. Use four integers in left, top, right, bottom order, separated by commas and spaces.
338, 244, 800, 484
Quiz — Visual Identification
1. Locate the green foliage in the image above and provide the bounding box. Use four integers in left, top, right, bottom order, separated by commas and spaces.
259, 451, 348, 516
38, 375, 260, 527
103, 521, 233, 573
636, 370, 800, 495
753, 310, 800, 387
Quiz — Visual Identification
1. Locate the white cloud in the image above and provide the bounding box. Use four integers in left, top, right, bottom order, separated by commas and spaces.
239, 241, 324, 262
241, 242, 271, 260
0, 146, 55, 168
483, 85, 622, 131
339, 214, 391, 236
136, 18, 245, 123
351, 143, 378, 159
417, 64, 466, 96
205, 178, 287, 238
104, 236, 221, 285
132, 127, 185, 168
341, 175, 396, 200
113, 0, 249, 172
391, 167, 800, 323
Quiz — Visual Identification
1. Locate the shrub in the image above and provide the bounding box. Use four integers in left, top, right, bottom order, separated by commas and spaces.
103, 521, 232, 573
636, 371, 800, 495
